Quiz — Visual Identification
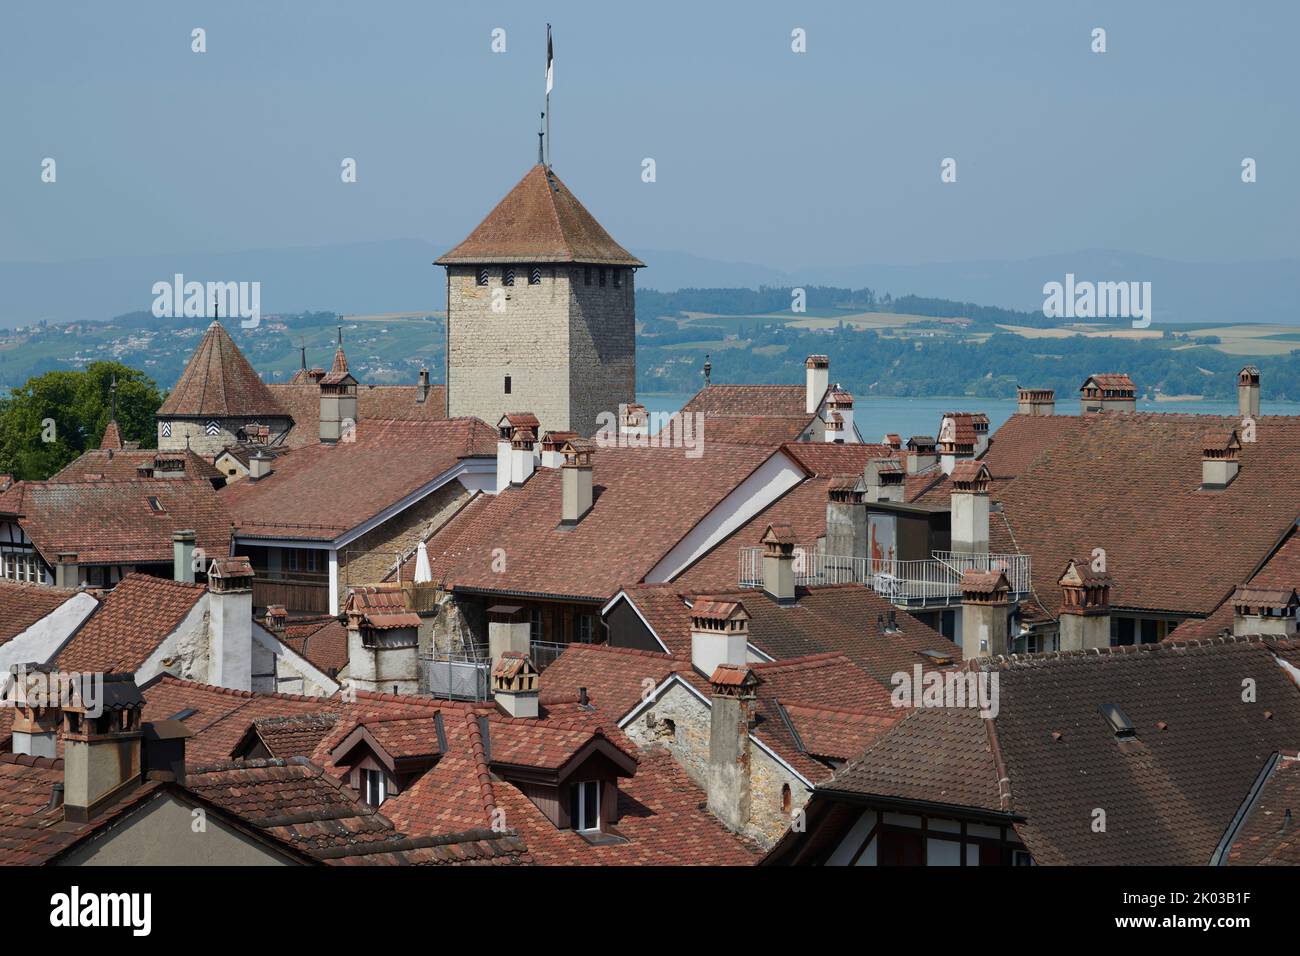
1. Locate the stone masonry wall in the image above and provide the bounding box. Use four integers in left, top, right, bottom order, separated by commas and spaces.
337, 482, 470, 591
568, 268, 637, 439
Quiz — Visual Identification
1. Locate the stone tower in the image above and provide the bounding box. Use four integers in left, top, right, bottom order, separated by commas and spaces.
436, 164, 642, 438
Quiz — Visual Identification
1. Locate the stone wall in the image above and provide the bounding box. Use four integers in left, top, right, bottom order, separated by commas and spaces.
337, 482, 470, 590
158, 416, 292, 457
568, 268, 636, 438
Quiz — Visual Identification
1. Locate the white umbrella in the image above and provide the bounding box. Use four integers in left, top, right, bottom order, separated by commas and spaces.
413, 539, 433, 584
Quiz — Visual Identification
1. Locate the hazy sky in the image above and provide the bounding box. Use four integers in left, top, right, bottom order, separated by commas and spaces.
3, 1, 1297, 269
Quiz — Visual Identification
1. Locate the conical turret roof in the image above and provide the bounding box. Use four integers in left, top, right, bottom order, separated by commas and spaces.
157, 321, 287, 418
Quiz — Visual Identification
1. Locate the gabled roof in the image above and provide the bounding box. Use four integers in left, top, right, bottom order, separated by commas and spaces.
55, 573, 207, 674
681, 384, 809, 419
266, 383, 448, 450
14, 479, 232, 567
157, 320, 287, 418
221, 418, 497, 542
51, 447, 224, 483
0, 580, 83, 645
435, 165, 643, 267
1224, 753, 1300, 865
414, 443, 788, 602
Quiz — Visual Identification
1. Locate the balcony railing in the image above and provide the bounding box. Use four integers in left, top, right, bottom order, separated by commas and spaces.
738, 546, 1031, 606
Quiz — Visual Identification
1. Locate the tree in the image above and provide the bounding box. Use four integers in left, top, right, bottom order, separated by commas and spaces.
0, 362, 163, 480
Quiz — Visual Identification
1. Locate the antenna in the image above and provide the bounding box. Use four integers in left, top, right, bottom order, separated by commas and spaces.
109, 374, 118, 421
299, 337, 307, 370
544, 24, 553, 169
538, 112, 545, 165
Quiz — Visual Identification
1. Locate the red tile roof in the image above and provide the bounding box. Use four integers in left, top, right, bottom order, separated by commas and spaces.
1226, 754, 1300, 865
157, 320, 287, 418
267, 382, 448, 450
0, 580, 83, 645
14, 478, 232, 567
55, 573, 207, 673
219, 418, 496, 541
277, 617, 349, 675
681, 384, 809, 419
417, 443, 784, 601
52, 447, 224, 483
436, 165, 643, 267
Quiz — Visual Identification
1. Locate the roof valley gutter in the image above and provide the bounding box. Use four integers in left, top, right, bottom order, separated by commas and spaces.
1210, 750, 1281, 865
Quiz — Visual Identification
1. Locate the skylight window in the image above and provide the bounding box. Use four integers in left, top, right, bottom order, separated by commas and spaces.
146, 496, 165, 513
1099, 703, 1136, 738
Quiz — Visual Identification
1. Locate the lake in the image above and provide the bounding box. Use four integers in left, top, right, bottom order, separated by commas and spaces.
638, 392, 1300, 441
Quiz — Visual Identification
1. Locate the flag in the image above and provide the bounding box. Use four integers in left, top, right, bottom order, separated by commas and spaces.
545, 25, 554, 95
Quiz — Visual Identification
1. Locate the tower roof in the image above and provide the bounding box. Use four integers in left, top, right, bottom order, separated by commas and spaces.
158, 321, 287, 418
435, 164, 644, 267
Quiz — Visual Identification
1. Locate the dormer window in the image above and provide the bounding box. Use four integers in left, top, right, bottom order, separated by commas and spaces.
570, 780, 601, 833
362, 768, 388, 807
477, 267, 489, 286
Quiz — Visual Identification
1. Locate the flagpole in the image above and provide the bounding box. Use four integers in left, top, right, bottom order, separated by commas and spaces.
545, 24, 552, 169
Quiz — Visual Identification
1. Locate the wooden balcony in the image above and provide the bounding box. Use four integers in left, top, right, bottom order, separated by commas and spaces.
253, 575, 330, 614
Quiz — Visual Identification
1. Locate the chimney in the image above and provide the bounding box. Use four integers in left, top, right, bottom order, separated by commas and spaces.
487, 604, 531, 665
416, 367, 430, 404
937, 414, 976, 474
805, 355, 829, 414
825, 389, 854, 442
1231, 586, 1299, 637
343, 585, 420, 695
1080, 373, 1136, 414
8, 663, 60, 758
823, 411, 845, 443
1058, 558, 1112, 651
151, 453, 187, 479
825, 475, 866, 560
690, 599, 751, 679
863, 457, 905, 503
1016, 387, 1055, 417
1238, 366, 1261, 418
619, 402, 650, 445
905, 435, 938, 475
319, 339, 358, 443
54, 552, 79, 589
496, 413, 540, 490
1202, 430, 1243, 489
172, 530, 196, 583
492, 651, 540, 719
263, 604, 288, 635
62, 673, 146, 823
972, 413, 990, 456
539, 430, 578, 469
248, 450, 273, 480
560, 438, 595, 524
760, 523, 797, 605
207, 556, 255, 691
707, 663, 760, 833
959, 570, 1010, 660
949, 461, 991, 554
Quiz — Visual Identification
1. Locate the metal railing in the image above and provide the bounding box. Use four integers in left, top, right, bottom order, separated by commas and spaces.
738, 546, 1030, 605
421, 642, 490, 701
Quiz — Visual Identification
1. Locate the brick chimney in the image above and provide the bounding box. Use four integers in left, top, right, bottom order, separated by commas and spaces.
539, 430, 578, 469
560, 438, 595, 524
1238, 366, 1261, 418
805, 355, 829, 414
416, 367, 431, 404
1202, 430, 1243, 489
905, 435, 938, 475
487, 604, 531, 665
760, 523, 797, 605
863, 457, 905, 503
1080, 373, 1136, 414
959, 570, 1010, 660
172, 529, 196, 583
949, 461, 991, 554
1231, 586, 1299, 637
619, 402, 650, 444
492, 651, 540, 719
62, 673, 146, 823
690, 599, 751, 679
1016, 387, 1055, 417
1058, 558, 1112, 651
707, 663, 760, 834
207, 556, 255, 691
825, 475, 866, 559
496, 413, 540, 490
9, 663, 60, 758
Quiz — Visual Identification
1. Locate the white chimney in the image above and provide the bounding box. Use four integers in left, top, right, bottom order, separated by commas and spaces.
248, 450, 273, 480
760, 523, 797, 604
496, 413, 540, 489
539, 430, 577, 469
9, 663, 60, 758
949, 462, 991, 555
863, 458, 905, 503
1232, 586, 1299, 637
690, 599, 751, 679
492, 652, 540, 719
826, 388, 854, 442
561, 439, 595, 524
207, 557, 254, 691
1238, 366, 1261, 418
805, 355, 829, 414
1202, 431, 1243, 489
488, 604, 531, 664
172, 530, 196, 583
959, 570, 1010, 660
1058, 558, 1112, 651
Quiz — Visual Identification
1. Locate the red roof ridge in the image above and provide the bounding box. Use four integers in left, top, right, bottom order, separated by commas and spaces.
969, 632, 1287, 672
0, 752, 63, 769
553, 642, 676, 663
750, 651, 853, 671
779, 700, 901, 720
463, 710, 499, 823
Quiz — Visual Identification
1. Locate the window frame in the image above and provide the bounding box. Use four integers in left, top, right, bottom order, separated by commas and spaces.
362, 767, 387, 807
571, 780, 601, 833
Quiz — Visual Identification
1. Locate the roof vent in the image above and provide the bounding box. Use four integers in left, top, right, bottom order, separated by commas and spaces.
1100, 703, 1136, 738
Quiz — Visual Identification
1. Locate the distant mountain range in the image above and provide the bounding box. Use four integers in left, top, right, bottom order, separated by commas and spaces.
1, 241, 1296, 328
